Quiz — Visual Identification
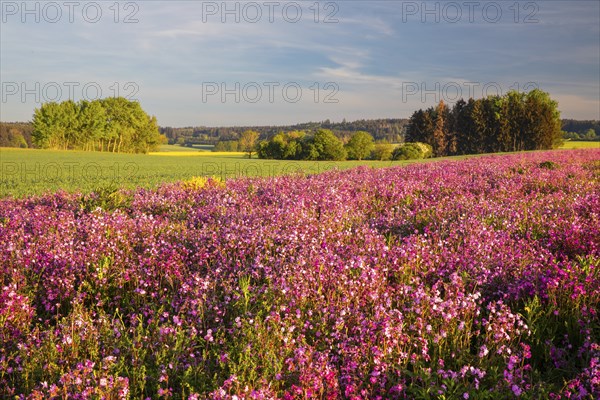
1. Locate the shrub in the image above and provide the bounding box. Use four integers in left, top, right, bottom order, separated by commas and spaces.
371, 141, 393, 161
392, 142, 433, 160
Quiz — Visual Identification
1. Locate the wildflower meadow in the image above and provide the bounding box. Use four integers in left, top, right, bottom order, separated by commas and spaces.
1, 149, 599, 399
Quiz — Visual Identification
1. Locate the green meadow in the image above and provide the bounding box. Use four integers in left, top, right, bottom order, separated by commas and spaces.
0, 146, 398, 197
1, 142, 596, 197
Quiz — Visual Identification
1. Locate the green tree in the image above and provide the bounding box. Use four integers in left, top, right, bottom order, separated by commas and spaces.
583, 128, 597, 140
496, 90, 533, 152
101, 97, 131, 152
6, 129, 28, 148
134, 114, 164, 153
345, 131, 374, 160
562, 131, 580, 140
452, 99, 479, 155
523, 89, 563, 150
284, 131, 306, 159
259, 133, 287, 159
371, 141, 393, 161
433, 100, 449, 157
309, 129, 347, 161
406, 108, 435, 144
32, 97, 162, 153
32, 100, 79, 149
214, 140, 239, 152
77, 100, 106, 151
61, 100, 80, 150
471, 96, 501, 154
257, 132, 304, 160
392, 142, 432, 160
239, 130, 260, 158
32, 102, 68, 149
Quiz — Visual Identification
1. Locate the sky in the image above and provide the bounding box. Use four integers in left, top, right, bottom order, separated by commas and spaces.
1, 0, 599, 126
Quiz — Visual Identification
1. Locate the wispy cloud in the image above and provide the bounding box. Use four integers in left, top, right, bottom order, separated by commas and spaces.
1, 0, 598, 125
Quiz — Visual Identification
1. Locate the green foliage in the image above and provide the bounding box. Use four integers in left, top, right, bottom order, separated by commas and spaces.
32, 97, 164, 154
309, 129, 347, 161
79, 184, 134, 212
405, 109, 435, 145
392, 143, 421, 160
160, 118, 407, 145
392, 142, 433, 160
257, 131, 306, 160
0, 122, 34, 148
258, 129, 346, 161
345, 131, 375, 160
518, 256, 600, 388
539, 161, 559, 170
433, 100, 450, 157
415, 142, 433, 158
584, 129, 598, 140
213, 140, 239, 152
371, 141, 393, 161
562, 119, 600, 136
1, 128, 28, 148
407, 89, 564, 156
239, 130, 260, 158
563, 131, 581, 140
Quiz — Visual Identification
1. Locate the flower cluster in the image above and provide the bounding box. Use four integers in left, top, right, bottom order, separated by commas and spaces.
1, 150, 599, 398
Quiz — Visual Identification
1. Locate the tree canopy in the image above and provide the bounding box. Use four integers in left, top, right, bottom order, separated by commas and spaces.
257, 129, 347, 161
32, 98, 164, 153
406, 89, 564, 156
345, 131, 375, 160
238, 130, 260, 158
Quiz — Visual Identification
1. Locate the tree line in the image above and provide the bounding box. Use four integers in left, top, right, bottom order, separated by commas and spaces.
31, 98, 165, 153
254, 128, 435, 161
562, 119, 600, 139
161, 118, 408, 147
562, 119, 600, 141
406, 89, 564, 157
255, 129, 431, 161
0, 89, 594, 154
257, 129, 346, 161
253, 90, 565, 161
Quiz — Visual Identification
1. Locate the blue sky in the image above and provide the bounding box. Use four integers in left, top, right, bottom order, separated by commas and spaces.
1, 0, 599, 126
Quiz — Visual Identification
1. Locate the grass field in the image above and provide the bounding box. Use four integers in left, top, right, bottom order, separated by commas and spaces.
1, 143, 597, 197
0, 147, 410, 197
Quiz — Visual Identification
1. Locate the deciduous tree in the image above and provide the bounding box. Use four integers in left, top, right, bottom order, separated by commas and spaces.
345, 131, 375, 160
239, 130, 260, 158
